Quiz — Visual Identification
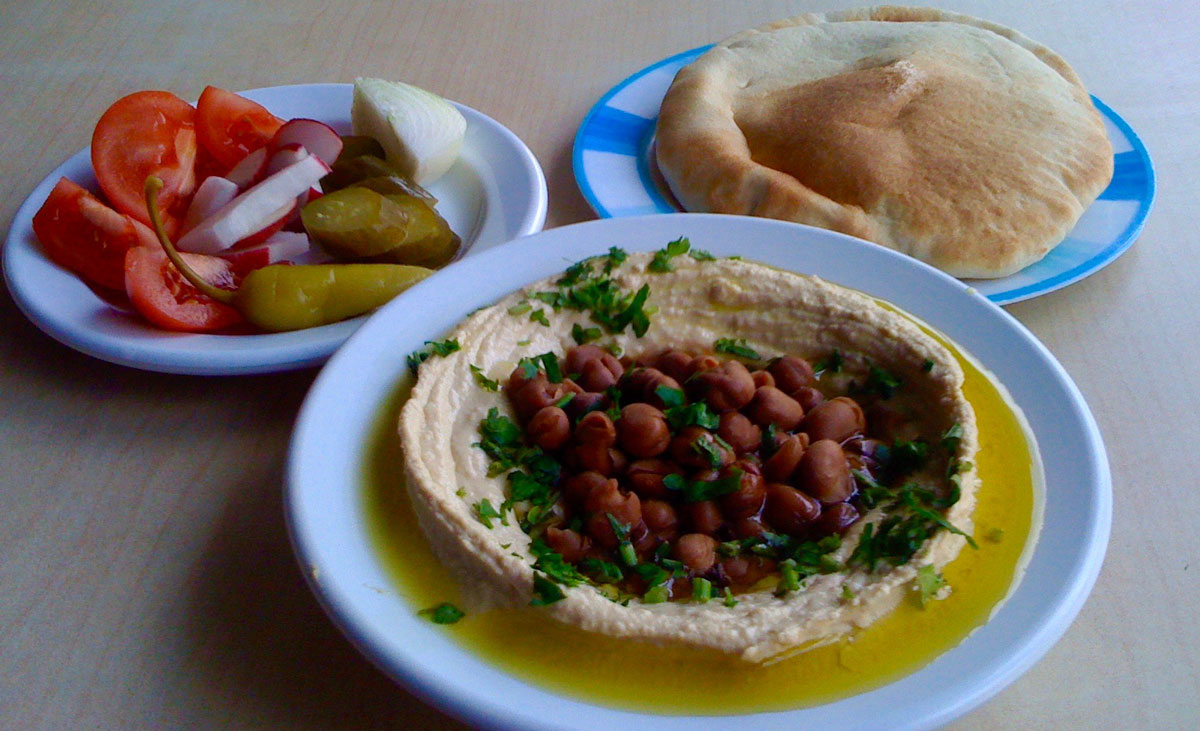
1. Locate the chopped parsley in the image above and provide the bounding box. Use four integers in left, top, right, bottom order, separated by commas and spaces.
865, 364, 901, 399
469, 364, 500, 392
507, 302, 532, 316
534, 248, 652, 338
530, 573, 565, 605
664, 401, 720, 431
418, 602, 465, 624
406, 338, 461, 374
654, 385, 686, 409
677, 469, 743, 503
571, 322, 602, 344
648, 237, 692, 272
473, 498, 504, 528
530, 309, 550, 326
714, 337, 761, 361
915, 565, 948, 606
814, 349, 844, 375
922, 358, 935, 373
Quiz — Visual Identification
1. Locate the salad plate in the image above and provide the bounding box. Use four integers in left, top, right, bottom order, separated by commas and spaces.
287, 214, 1110, 729
2, 83, 547, 375
573, 46, 1155, 305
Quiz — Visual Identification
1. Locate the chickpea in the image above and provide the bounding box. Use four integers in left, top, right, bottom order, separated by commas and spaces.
692, 359, 756, 412
584, 479, 641, 530
744, 386, 805, 430
768, 355, 816, 394
800, 396, 866, 443
796, 439, 855, 504
717, 411, 762, 454
719, 466, 766, 519
654, 349, 694, 384
527, 406, 570, 450
687, 500, 724, 535
669, 426, 734, 469
642, 499, 680, 539
764, 482, 821, 535
673, 533, 718, 573
750, 370, 775, 389
626, 458, 682, 499
812, 502, 860, 536
793, 386, 826, 412
562, 470, 609, 504
575, 410, 616, 447
544, 526, 590, 563
570, 443, 626, 476
762, 432, 808, 482
616, 402, 672, 458
566, 345, 625, 392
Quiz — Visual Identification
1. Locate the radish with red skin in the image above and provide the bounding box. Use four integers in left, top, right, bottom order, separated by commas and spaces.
181, 176, 239, 234
268, 118, 342, 166
217, 231, 313, 276
177, 151, 329, 255
225, 146, 268, 189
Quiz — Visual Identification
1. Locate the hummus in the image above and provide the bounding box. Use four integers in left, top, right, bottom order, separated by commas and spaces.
400, 245, 978, 661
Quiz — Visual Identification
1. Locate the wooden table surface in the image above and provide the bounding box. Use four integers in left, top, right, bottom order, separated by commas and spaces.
2, 1, 1196, 728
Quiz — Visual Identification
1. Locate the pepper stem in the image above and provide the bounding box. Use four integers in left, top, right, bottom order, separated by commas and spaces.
143, 177, 235, 305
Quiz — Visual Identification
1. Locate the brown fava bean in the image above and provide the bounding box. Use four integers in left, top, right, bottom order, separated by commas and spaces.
654, 349, 694, 384
800, 396, 866, 443
566, 345, 624, 392
796, 439, 855, 504
750, 370, 775, 389
571, 443, 626, 476
721, 555, 776, 587
734, 516, 768, 538
719, 467, 766, 519
544, 526, 590, 563
793, 386, 825, 412
584, 478, 642, 527
575, 410, 616, 447
769, 355, 816, 394
670, 426, 734, 469
641, 499, 680, 539
562, 470, 609, 504
506, 363, 537, 394
527, 406, 570, 450
626, 458, 682, 499
812, 502, 860, 536
673, 533, 718, 573
744, 386, 805, 430
765, 482, 821, 535
510, 375, 569, 421
620, 367, 681, 407
617, 403, 672, 458
762, 432, 808, 482
717, 411, 762, 454
565, 391, 608, 421
685, 354, 721, 379
692, 359, 756, 412
688, 500, 724, 535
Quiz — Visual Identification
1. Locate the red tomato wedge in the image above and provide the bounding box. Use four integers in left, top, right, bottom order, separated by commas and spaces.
32, 177, 158, 291
196, 86, 285, 172
91, 90, 198, 237
124, 245, 243, 332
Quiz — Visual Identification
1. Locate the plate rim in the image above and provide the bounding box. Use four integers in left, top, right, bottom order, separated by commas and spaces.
286, 213, 1111, 730
2, 82, 548, 376
571, 44, 1155, 306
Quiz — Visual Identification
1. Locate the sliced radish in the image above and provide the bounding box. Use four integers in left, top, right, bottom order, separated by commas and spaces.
216, 231, 312, 276
230, 200, 295, 250
269, 118, 343, 166
181, 176, 239, 235
225, 146, 268, 189
264, 143, 309, 178
176, 152, 330, 255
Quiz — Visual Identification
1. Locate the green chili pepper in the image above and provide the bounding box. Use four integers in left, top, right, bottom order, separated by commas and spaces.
144, 177, 432, 332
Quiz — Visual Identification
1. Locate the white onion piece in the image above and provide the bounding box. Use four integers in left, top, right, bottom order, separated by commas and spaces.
351, 76, 465, 184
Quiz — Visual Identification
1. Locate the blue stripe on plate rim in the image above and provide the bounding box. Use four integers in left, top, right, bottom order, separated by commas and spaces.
572, 46, 1155, 305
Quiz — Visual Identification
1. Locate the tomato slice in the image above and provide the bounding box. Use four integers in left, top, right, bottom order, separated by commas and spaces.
195, 86, 285, 172
32, 177, 158, 291
91, 90, 197, 236
124, 245, 243, 332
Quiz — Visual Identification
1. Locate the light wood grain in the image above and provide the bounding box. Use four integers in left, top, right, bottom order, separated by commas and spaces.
2, 1, 1197, 728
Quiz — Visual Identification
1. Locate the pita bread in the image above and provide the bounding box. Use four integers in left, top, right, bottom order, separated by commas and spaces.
655, 7, 1113, 278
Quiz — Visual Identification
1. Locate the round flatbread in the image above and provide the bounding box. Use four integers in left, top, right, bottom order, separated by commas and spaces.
655, 7, 1113, 278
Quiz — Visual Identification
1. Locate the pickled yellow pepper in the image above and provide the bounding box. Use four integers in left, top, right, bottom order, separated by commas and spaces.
144, 176, 432, 332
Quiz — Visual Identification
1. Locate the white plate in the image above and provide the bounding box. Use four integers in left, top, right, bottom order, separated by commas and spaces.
287, 214, 1111, 730
2, 83, 547, 375
573, 45, 1155, 305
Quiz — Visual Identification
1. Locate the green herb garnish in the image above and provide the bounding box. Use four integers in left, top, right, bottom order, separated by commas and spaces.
470, 364, 500, 392
654, 385, 686, 408
714, 337, 760, 361
406, 338, 461, 374
530, 573, 566, 605
682, 469, 742, 503
693, 577, 713, 603
473, 498, 503, 528
649, 237, 691, 272
814, 349, 844, 375
530, 309, 550, 326
418, 602, 465, 624
866, 364, 901, 399
572, 322, 602, 344
916, 565, 948, 606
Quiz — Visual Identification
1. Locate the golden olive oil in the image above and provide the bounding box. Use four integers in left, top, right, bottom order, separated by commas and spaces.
363, 337, 1037, 713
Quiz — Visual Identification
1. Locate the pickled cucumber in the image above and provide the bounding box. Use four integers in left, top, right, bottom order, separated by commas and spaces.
322, 155, 437, 203
301, 188, 460, 266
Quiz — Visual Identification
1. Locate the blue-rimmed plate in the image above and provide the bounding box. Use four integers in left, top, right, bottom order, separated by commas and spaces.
573, 46, 1155, 305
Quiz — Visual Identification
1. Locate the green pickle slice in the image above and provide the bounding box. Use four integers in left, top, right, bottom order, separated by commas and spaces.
301, 188, 461, 266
